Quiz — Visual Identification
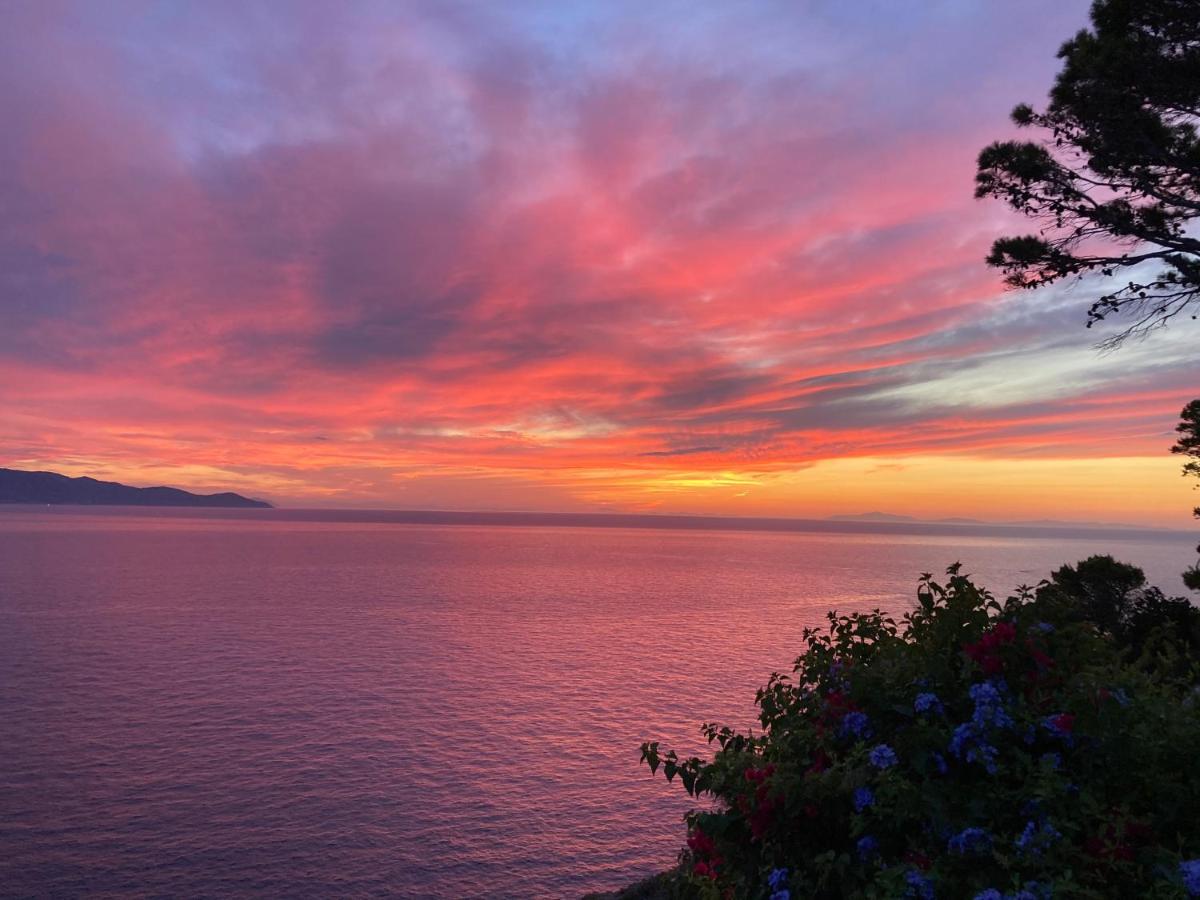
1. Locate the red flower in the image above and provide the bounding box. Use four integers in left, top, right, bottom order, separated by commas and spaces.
687, 830, 716, 856
1049, 713, 1075, 734
903, 850, 932, 871
822, 690, 860, 720
964, 621, 1017, 674
744, 763, 776, 784
749, 794, 777, 839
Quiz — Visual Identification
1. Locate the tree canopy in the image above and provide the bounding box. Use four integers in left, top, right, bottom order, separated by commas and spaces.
975, 0, 1200, 347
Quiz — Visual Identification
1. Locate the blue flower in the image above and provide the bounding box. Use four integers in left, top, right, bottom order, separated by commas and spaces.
1033, 621, 1054, 633
949, 722, 974, 757
1015, 821, 1037, 850
948, 827, 991, 855
853, 786, 874, 812
1015, 820, 1061, 856
970, 681, 1013, 729
931, 751, 948, 775
841, 711, 871, 740
965, 741, 999, 775
770, 892, 790, 900
767, 868, 788, 891
905, 870, 934, 899
1181, 859, 1200, 896
950, 683, 1015, 772
857, 835, 879, 859
972, 891, 1003, 900
949, 723, 998, 773
914, 692, 943, 715
869, 744, 898, 769
969, 681, 1002, 706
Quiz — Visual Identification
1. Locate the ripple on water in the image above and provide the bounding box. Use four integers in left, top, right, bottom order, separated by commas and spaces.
0, 511, 1192, 897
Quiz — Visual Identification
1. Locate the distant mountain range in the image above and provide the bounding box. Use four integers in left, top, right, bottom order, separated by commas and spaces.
827, 511, 1148, 530
0, 468, 272, 508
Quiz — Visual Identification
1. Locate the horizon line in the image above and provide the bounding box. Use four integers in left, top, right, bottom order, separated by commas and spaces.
9, 503, 1195, 541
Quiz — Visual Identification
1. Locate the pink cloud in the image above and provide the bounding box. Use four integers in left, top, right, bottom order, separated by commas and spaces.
3, 0, 1192, 518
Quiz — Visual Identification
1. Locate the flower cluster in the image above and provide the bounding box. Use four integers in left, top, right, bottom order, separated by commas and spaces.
905, 869, 935, 899
1182, 859, 1200, 897
947, 680, 1013, 774
963, 621, 1016, 675
641, 564, 1200, 899
841, 710, 871, 740
853, 786, 874, 812
914, 691, 943, 715
1015, 819, 1061, 856
948, 826, 992, 855
741, 764, 779, 840
974, 886, 1049, 900
767, 866, 789, 900
686, 828, 722, 879
868, 744, 898, 770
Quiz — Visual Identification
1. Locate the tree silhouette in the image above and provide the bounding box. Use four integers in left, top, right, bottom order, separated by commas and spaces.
975, 0, 1200, 348
1172, 400, 1200, 591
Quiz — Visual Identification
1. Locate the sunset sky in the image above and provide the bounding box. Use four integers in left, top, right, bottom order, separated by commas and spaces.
2, 1, 1197, 525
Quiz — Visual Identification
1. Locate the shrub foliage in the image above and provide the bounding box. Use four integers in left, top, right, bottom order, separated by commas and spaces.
641, 561, 1200, 899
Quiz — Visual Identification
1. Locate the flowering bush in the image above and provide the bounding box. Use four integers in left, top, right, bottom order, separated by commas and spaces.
641, 563, 1200, 898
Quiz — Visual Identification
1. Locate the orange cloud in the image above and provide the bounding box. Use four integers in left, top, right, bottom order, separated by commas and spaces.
2, 0, 1193, 525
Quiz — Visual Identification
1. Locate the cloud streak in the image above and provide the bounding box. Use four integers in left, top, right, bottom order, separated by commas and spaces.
0, 0, 1195, 523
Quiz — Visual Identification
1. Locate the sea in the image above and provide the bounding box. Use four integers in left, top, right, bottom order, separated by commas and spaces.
0, 506, 1194, 898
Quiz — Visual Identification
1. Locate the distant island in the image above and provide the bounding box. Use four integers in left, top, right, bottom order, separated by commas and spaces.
827, 511, 1149, 530
0, 468, 272, 508
829, 511, 997, 525
828, 511, 927, 523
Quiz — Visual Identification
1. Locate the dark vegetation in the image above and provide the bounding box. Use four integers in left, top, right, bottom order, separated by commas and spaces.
974, 0, 1200, 347
0, 467, 272, 508
1173, 401, 1200, 590
639, 561, 1200, 898
583, 872, 679, 900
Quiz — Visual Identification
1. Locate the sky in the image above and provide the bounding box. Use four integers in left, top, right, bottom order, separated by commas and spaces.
1, 0, 1197, 525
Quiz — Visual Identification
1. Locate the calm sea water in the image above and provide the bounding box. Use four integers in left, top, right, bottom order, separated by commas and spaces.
0, 508, 1194, 898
